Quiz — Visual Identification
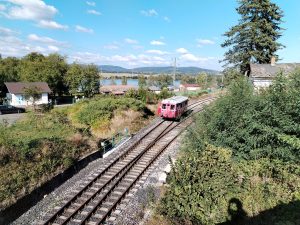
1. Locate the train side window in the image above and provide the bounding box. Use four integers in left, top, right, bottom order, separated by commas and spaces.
170, 105, 175, 110
162, 104, 166, 109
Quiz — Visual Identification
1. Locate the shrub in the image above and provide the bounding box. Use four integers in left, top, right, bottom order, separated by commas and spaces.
159, 69, 300, 224
160, 145, 300, 225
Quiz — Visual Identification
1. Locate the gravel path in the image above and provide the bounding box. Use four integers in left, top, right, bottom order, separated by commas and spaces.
0, 113, 25, 125
10, 117, 161, 225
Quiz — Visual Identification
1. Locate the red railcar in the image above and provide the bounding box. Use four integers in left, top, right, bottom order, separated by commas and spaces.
157, 96, 189, 120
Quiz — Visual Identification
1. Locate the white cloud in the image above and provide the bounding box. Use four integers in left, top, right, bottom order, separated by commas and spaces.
28, 34, 65, 46
197, 39, 215, 47
70, 52, 169, 67
2, 0, 68, 30
125, 38, 138, 44
86, 1, 96, 7
180, 53, 215, 63
104, 44, 119, 50
0, 26, 18, 36
48, 45, 59, 52
163, 16, 171, 22
0, 4, 6, 11
87, 9, 101, 15
180, 53, 200, 62
38, 20, 68, 30
75, 25, 94, 34
5, 0, 57, 21
146, 49, 169, 55
150, 40, 165, 46
140, 9, 158, 17
176, 48, 189, 54
132, 45, 144, 50
0, 27, 64, 57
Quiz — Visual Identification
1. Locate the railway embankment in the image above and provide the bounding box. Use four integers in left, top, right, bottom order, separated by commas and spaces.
0, 96, 156, 224
9, 96, 213, 225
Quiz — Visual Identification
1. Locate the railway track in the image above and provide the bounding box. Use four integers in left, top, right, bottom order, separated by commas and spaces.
40, 96, 215, 225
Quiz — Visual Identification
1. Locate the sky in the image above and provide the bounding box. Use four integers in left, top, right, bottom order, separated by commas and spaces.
0, 0, 299, 71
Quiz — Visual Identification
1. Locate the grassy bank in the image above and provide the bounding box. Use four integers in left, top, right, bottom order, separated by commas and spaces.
0, 96, 154, 209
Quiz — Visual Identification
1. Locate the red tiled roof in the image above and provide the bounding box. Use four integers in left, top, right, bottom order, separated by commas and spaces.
5, 82, 52, 94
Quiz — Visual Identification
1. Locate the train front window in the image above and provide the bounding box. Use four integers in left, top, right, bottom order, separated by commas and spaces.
170, 105, 175, 110
162, 104, 166, 109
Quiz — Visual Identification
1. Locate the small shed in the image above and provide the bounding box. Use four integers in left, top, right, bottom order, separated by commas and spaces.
4, 82, 51, 106
179, 83, 201, 92
250, 63, 300, 89
148, 86, 161, 94
99, 85, 137, 95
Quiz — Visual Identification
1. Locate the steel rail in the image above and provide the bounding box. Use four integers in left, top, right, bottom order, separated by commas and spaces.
41, 97, 215, 225
80, 99, 213, 224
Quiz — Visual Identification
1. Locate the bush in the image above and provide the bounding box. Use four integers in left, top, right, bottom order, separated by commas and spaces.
160, 145, 300, 225
71, 97, 146, 128
160, 145, 236, 224
159, 69, 300, 224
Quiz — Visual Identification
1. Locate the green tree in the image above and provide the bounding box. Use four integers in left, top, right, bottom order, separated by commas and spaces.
65, 63, 83, 95
221, 0, 284, 74
147, 75, 156, 86
65, 63, 99, 98
223, 68, 243, 86
196, 72, 208, 88
0, 57, 20, 98
156, 74, 173, 88
19, 53, 68, 96
82, 64, 100, 97
181, 75, 196, 84
138, 75, 147, 88
121, 76, 127, 85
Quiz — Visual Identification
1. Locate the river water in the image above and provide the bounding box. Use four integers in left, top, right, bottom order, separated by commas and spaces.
100, 79, 181, 87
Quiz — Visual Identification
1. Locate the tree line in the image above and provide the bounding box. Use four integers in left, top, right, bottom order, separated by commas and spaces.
0, 52, 100, 101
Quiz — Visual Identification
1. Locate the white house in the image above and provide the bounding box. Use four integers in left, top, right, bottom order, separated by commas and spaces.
250, 59, 300, 89
5, 82, 51, 107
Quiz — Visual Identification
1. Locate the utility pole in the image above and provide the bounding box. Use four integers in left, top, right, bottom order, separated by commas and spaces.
173, 57, 177, 87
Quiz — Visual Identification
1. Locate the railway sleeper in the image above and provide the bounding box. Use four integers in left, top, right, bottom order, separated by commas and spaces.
126, 174, 138, 179
83, 191, 95, 196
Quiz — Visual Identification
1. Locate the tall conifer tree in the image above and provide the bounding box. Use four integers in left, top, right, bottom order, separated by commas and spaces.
221, 0, 284, 75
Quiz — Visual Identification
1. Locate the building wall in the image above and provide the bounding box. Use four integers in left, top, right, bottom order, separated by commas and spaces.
179, 85, 201, 92
251, 78, 273, 89
9, 93, 48, 106
186, 87, 200, 91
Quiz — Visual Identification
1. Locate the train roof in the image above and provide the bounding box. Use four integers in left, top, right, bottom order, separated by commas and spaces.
161, 96, 188, 104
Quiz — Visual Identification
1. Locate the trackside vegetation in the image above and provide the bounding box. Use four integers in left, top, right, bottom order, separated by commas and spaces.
0, 96, 151, 209
158, 69, 300, 225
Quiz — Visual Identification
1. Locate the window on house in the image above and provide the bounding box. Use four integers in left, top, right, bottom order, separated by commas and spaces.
171, 105, 175, 110
162, 104, 166, 109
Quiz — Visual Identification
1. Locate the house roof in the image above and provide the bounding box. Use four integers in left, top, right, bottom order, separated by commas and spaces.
5, 82, 52, 94
180, 83, 200, 88
99, 85, 137, 93
148, 86, 161, 91
250, 63, 300, 78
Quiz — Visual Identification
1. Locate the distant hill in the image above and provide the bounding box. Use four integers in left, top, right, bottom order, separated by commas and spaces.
99, 65, 131, 73
99, 65, 219, 75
